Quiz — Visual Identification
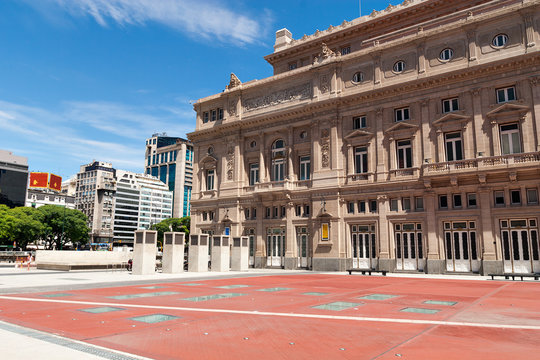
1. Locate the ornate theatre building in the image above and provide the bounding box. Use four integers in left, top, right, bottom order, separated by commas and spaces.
188, 0, 540, 275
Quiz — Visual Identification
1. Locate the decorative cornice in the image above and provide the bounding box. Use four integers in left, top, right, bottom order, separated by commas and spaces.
486, 102, 530, 119
432, 113, 471, 127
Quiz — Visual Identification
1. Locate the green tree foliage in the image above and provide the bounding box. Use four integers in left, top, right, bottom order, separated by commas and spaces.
0, 205, 46, 249
150, 217, 190, 245
37, 205, 90, 249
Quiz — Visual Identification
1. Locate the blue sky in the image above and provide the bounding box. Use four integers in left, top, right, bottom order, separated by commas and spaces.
0, 0, 397, 179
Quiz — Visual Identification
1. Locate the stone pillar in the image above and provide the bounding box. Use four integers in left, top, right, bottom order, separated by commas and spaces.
284, 202, 295, 269
231, 236, 249, 271
377, 195, 394, 272
462, 122, 474, 160
375, 108, 386, 180
436, 129, 445, 162
529, 77, 540, 151
162, 232, 185, 274
210, 235, 230, 272
425, 193, 444, 273
471, 89, 486, 156
132, 230, 157, 275
466, 28, 478, 63
478, 190, 502, 275
417, 43, 426, 75
347, 144, 354, 176
420, 100, 432, 162
389, 137, 396, 170
255, 203, 265, 268
259, 133, 266, 182
372, 53, 381, 85
490, 121, 501, 156
522, 12, 536, 49
188, 234, 209, 272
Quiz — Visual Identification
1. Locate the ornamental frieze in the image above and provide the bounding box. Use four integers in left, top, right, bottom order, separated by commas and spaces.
243, 83, 312, 112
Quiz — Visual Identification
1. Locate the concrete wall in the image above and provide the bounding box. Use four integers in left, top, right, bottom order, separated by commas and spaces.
36, 250, 131, 265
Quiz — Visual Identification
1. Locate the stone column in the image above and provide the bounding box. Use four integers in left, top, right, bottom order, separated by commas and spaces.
389, 137, 396, 171
413, 134, 422, 170
436, 129, 445, 162
490, 121, 501, 156
210, 235, 230, 272
471, 89, 486, 156
529, 77, 540, 151
188, 234, 209, 272
478, 190, 502, 275
132, 230, 157, 275
259, 133, 266, 182
420, 99, 432, 163
377, 195, 394, 272
284, 202, 295, 269
330, 118, 340, 170
417, 42, 426, 75
375, 108, 386, 180
522, 12, 536, 49
462, 122, 474, 160
255, 203, 265, 268
425, 193, 444, 273
466, 28, 478, 63
347, 144, 354, 176
162, 232, 185, 274
311, 121, 320, 172
372, 53, 381, 85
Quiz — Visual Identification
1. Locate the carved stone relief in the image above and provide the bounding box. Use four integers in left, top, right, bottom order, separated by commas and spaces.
243, 83, 311, 112
228, 99, 237, 117
320, 74, 330, 94
320, 129, 330, 168
226, 145, 235, 180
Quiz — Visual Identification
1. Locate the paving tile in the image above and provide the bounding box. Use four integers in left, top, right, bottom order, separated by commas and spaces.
139, 286, 165, 289
130, 314, 179, 324
358, 294, 398, 301
312, 302, 362, 311
256, 287, 291, 292
108, 291, 180, 300
423, 300, 457, 306
40, 293, 73, 298
400, 307, 440, 314
180, 283, 203, 286
215, 285, 250, 289
79, 307, 125, 314
182, 293, 245, 302
302, 292, 328, 296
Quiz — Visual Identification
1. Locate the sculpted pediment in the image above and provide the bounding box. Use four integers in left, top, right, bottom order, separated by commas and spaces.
486, 103, 529, 119
200, 154, 217, 169
384, 121, 419, 135
432, 113, 470, 127
344, 129, 374, 140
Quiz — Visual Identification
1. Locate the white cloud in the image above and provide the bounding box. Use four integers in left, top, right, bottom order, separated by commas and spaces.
0, 99, 195, 176
44, 0, 264, 45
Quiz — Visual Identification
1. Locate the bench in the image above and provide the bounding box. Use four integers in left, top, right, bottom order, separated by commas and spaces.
488, 273, 540, 281
347, 269, 387, 276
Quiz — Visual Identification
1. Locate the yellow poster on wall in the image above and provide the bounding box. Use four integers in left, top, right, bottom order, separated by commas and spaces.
321, 223, 329, 241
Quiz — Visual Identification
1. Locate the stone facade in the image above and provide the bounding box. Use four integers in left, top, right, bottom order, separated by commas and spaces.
188, 0, 540, 274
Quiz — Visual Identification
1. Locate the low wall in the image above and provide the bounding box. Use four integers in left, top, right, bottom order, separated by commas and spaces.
36, 250, 131, 270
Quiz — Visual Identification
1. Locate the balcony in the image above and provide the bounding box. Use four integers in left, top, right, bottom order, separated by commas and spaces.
346, 172, 374, 184
422, 152, 540, 176
388, 167, 420, 180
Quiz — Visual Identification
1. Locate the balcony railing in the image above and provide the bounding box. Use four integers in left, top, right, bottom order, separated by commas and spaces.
423, 151, 540, 175
388, 167, 420, 179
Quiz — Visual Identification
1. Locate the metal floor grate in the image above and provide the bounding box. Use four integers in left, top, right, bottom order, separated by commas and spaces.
0, 321, 145, 360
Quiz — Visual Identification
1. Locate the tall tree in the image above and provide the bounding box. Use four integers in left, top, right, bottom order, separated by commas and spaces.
37, 205, 90, 249
150, 216, 190, 245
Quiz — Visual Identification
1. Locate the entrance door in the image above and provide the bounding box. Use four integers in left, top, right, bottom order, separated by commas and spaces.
297, 233, 308, 268
395, 223, 424, 271
266, 229, 285, 267
351, 225, 377, 269
501, 219, 539, 273
445, 231, 471, 272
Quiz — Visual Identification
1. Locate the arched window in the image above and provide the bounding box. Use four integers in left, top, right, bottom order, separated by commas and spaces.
271, 139, 286, 181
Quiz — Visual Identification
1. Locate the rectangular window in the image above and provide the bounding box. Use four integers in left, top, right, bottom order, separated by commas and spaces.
467, 193, 477, 208
358, 201, 366, 213
249, 163, 259, 185
394, 107, 410, 122
354, 147, 368, 173
245, 208, 250, 220
439, 195, 448, 209
415, 197, 424, 211
453, 194, 462, 208
217, 108, 223, 121
494, 191, 505, 206
445, 132, 463, 161
252, 208, 256, 219
273, 207, 278, 218
202, 212, 207, 221
347, 202, 355, 214
296, 205, 302, 217
211, 110, 217, 122
369, 200, 377, 213
272, 159, 284, 181
206, 169, 215, 190
510, 190, 521, 205
304, 205, 310, 216
496, 86, 516, 103
353, 116, 366, 129
299, 156, 311, 180
500, 123, 521, 155
397, 140, 412, 169
442, 97, 459, 113
390, 199, 398, 211
402, 198, 411, 212
527, 189, 538, 204
266, 207, 271, 218
280, 206, 286, 218
340, 46, 351, 55
203, 112, 209, 123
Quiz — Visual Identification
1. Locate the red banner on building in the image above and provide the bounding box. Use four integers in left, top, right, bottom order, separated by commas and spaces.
49, 174, 62, 192
29, 172, 49, 188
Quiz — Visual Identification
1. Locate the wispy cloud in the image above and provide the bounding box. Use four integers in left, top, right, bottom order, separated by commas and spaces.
0, 99, 194, 175
40, 0, 265, 45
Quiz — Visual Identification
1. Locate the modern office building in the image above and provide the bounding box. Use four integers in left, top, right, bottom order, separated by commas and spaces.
113, 170, 173, 245
0, 149, 29, 208
188, 0, 540, 274
144, 133, 193, 218
74, 161, 116, 244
